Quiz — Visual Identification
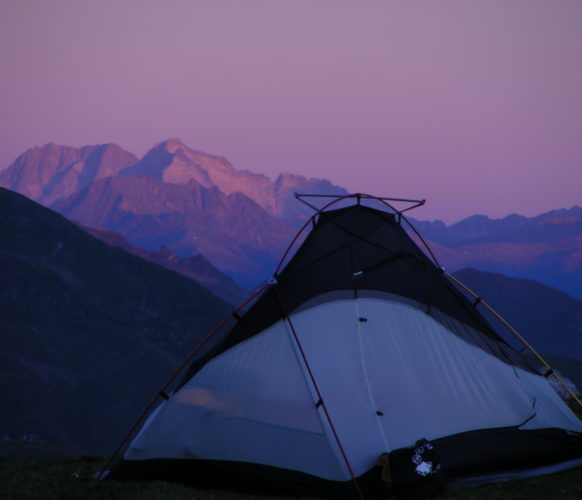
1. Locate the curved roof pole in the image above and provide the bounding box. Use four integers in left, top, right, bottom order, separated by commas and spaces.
282, 193, 436, 273
97, 282, 272, 480
444, 271, 582, 408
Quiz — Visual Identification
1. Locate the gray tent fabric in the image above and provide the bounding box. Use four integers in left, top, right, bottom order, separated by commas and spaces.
108, 197, 582, 498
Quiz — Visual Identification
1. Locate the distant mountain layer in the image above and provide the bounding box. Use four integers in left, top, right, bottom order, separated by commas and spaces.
452, 268, 582, 361
0, 187, 231, 455
82, 225, 248, 305
53, 175, 294, 287
120, 138, 347, 223
0, 139, 347, 287
0, 138, 347, 224
425, 229, 582, 299
2, 139, 581, 295
413, 207, 582, 246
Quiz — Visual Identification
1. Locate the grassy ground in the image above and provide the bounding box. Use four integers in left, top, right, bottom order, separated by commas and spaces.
1, 457, 581, 500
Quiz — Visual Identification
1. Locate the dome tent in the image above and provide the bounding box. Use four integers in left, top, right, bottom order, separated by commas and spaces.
104, 194, 582, 498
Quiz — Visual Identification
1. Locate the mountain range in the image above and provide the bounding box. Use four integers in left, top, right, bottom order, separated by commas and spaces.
82, 225, 247, 306
1, 138, 581, 297
53, 174, 293, 287
413, 210, 582, 299
1, 139, 346, 287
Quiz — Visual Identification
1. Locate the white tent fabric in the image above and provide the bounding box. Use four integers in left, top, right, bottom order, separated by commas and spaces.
126, 311, 345, 479
124, 296, 582, 481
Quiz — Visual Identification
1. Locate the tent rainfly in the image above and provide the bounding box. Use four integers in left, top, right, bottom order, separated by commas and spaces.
103, 194, 582, 499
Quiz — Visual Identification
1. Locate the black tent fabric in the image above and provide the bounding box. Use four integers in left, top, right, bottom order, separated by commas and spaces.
180, 203, 534, 385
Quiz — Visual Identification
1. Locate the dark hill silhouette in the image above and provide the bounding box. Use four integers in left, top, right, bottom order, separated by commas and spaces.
452, 268, 582, 361
82, 225, 247, 305
0, 187, 231, 456
411, 208, 582, 298
419, 232, 582, 300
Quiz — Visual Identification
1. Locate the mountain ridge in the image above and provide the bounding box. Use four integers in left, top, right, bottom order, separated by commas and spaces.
423, 233, 582, 299
0, 142, 138, 205
452, 268, 582, 361
82, 224, 248, 305
2, 139, 581, 294
411, 206, 582, 247
0, 187, 232, 455
118, 138, 347, 220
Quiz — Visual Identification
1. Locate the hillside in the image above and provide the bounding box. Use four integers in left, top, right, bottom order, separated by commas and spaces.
452, 268, 582, 361
0, 187, 232, 455
413, 209, 582, 298
82, 225, 248, 305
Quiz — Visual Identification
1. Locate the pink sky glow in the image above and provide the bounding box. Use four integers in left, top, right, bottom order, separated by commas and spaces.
1, 0, 581, 223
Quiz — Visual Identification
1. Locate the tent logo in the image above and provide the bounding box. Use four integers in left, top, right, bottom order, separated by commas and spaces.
411, 440, 441, 477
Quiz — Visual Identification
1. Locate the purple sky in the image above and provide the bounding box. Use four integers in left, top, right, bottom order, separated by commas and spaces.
1, 1, 581, 223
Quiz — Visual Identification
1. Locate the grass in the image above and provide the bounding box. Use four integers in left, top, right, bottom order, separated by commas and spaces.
0, 457, 317, 500
0, 457, 581, 500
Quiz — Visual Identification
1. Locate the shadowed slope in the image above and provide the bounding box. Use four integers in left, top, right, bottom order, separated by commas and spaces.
0, 187, 231, 455
83, 225, 248, 305
453, 268, 582, 361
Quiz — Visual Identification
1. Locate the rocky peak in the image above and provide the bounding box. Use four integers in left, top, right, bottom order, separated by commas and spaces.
120, 138, 276, 213
274, 172, 304, 189
4, 138, 348, 226
161, 137, 189, 154
272, 172, 348, 221
0, 142, 138, 205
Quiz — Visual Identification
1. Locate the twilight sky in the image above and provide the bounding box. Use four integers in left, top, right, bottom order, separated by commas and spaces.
1, 0, 581, 223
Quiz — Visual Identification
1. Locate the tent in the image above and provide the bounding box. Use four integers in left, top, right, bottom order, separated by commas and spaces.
105, 194, 582, 498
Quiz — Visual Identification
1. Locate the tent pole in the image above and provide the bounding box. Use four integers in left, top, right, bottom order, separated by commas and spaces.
444, 271, 582, 408
97, 283, 272, 480
273, 285, 366, 500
